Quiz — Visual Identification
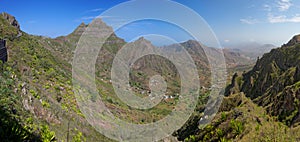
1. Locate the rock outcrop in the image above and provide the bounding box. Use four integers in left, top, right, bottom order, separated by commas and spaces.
1, 12, 20, 29
0, 39, 7, 63
283, 34, 300, 47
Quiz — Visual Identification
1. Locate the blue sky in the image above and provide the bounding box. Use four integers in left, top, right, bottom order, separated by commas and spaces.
1, 0, 300, 47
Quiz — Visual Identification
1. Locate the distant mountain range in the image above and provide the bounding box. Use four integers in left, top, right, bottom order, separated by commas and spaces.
224, 42, 276, 60
1, 11, 297, 142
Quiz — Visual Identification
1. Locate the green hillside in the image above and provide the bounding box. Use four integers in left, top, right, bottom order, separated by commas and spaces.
0, 12, 113, 142
2, 11, 299, 142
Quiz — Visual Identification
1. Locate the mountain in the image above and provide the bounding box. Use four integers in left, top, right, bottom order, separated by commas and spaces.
222, 48, 254, 67
226, 34, 300, 126
225, 42, 276, 60
43, 25, 252, 89
0, 12, 112, 142
174, 34, 300, 142
283, 34, 300, 47
0, 12, 197, 141
1, 12, 20, 30
166, 40, 254, 68
2, 11, 296, 142
0, 11, 252, 141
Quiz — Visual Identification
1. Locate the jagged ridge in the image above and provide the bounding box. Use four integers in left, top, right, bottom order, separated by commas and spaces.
226, 34, 300, 126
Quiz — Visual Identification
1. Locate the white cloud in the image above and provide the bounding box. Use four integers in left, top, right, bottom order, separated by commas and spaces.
268, 14, 300, 23
224, 39, 230, 43
263, 4, 272, 11
277, 0, 292, 11
84, 8, 103, 14
240, 17, 259, 24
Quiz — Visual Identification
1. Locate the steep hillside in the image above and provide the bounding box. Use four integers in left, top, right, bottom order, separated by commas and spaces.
0, 39, 7, 62
37, 22, 88, 62
0, 11, 273, 142
0, 12, 210, 141
0, 12, 113, 141
175, 34, 300, 142
176, 93, 300, 142
226, 34, 300, 126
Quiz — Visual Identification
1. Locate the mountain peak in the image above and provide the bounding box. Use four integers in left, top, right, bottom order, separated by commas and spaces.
137, 36, 145, 41
135, 36, 151, 44
68, 22, 87, 37
75, 22, 87, 31
79, 22, 85, 26
185, 40, 199, 44
182, 40, 203, 49
1, 12, 20, 30
283, 34, 300, 47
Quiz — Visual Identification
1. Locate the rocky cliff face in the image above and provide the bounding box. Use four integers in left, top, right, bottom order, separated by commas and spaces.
1, 12, 20, 29
283, 34, 300, 47
0, 39, 7, 63
0, 12, 21, 40
226, 34, 300, 126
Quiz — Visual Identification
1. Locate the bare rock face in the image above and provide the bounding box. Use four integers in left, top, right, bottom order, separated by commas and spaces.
1, 12, 20, 30
70, 22, 87, 37
283, 34, 300, 47
0, 39, 7, 63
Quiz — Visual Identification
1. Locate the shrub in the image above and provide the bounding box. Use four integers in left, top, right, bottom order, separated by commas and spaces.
40, 125, 56, 142
221, 112, 227, 121
230, 120, 244, 136
216, 128, 224, 137
41, 100, 50, 108
72, 128, 86, 142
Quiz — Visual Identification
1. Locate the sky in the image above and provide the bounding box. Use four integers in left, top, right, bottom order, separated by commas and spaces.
1, 0, 300, 47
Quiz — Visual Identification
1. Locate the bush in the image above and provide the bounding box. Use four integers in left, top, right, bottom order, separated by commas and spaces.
41, 100, 50, 108
221, 112, 227, 121
230, 120, 244, 136
40, 125, 56, 142
72, 128, 86, 142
